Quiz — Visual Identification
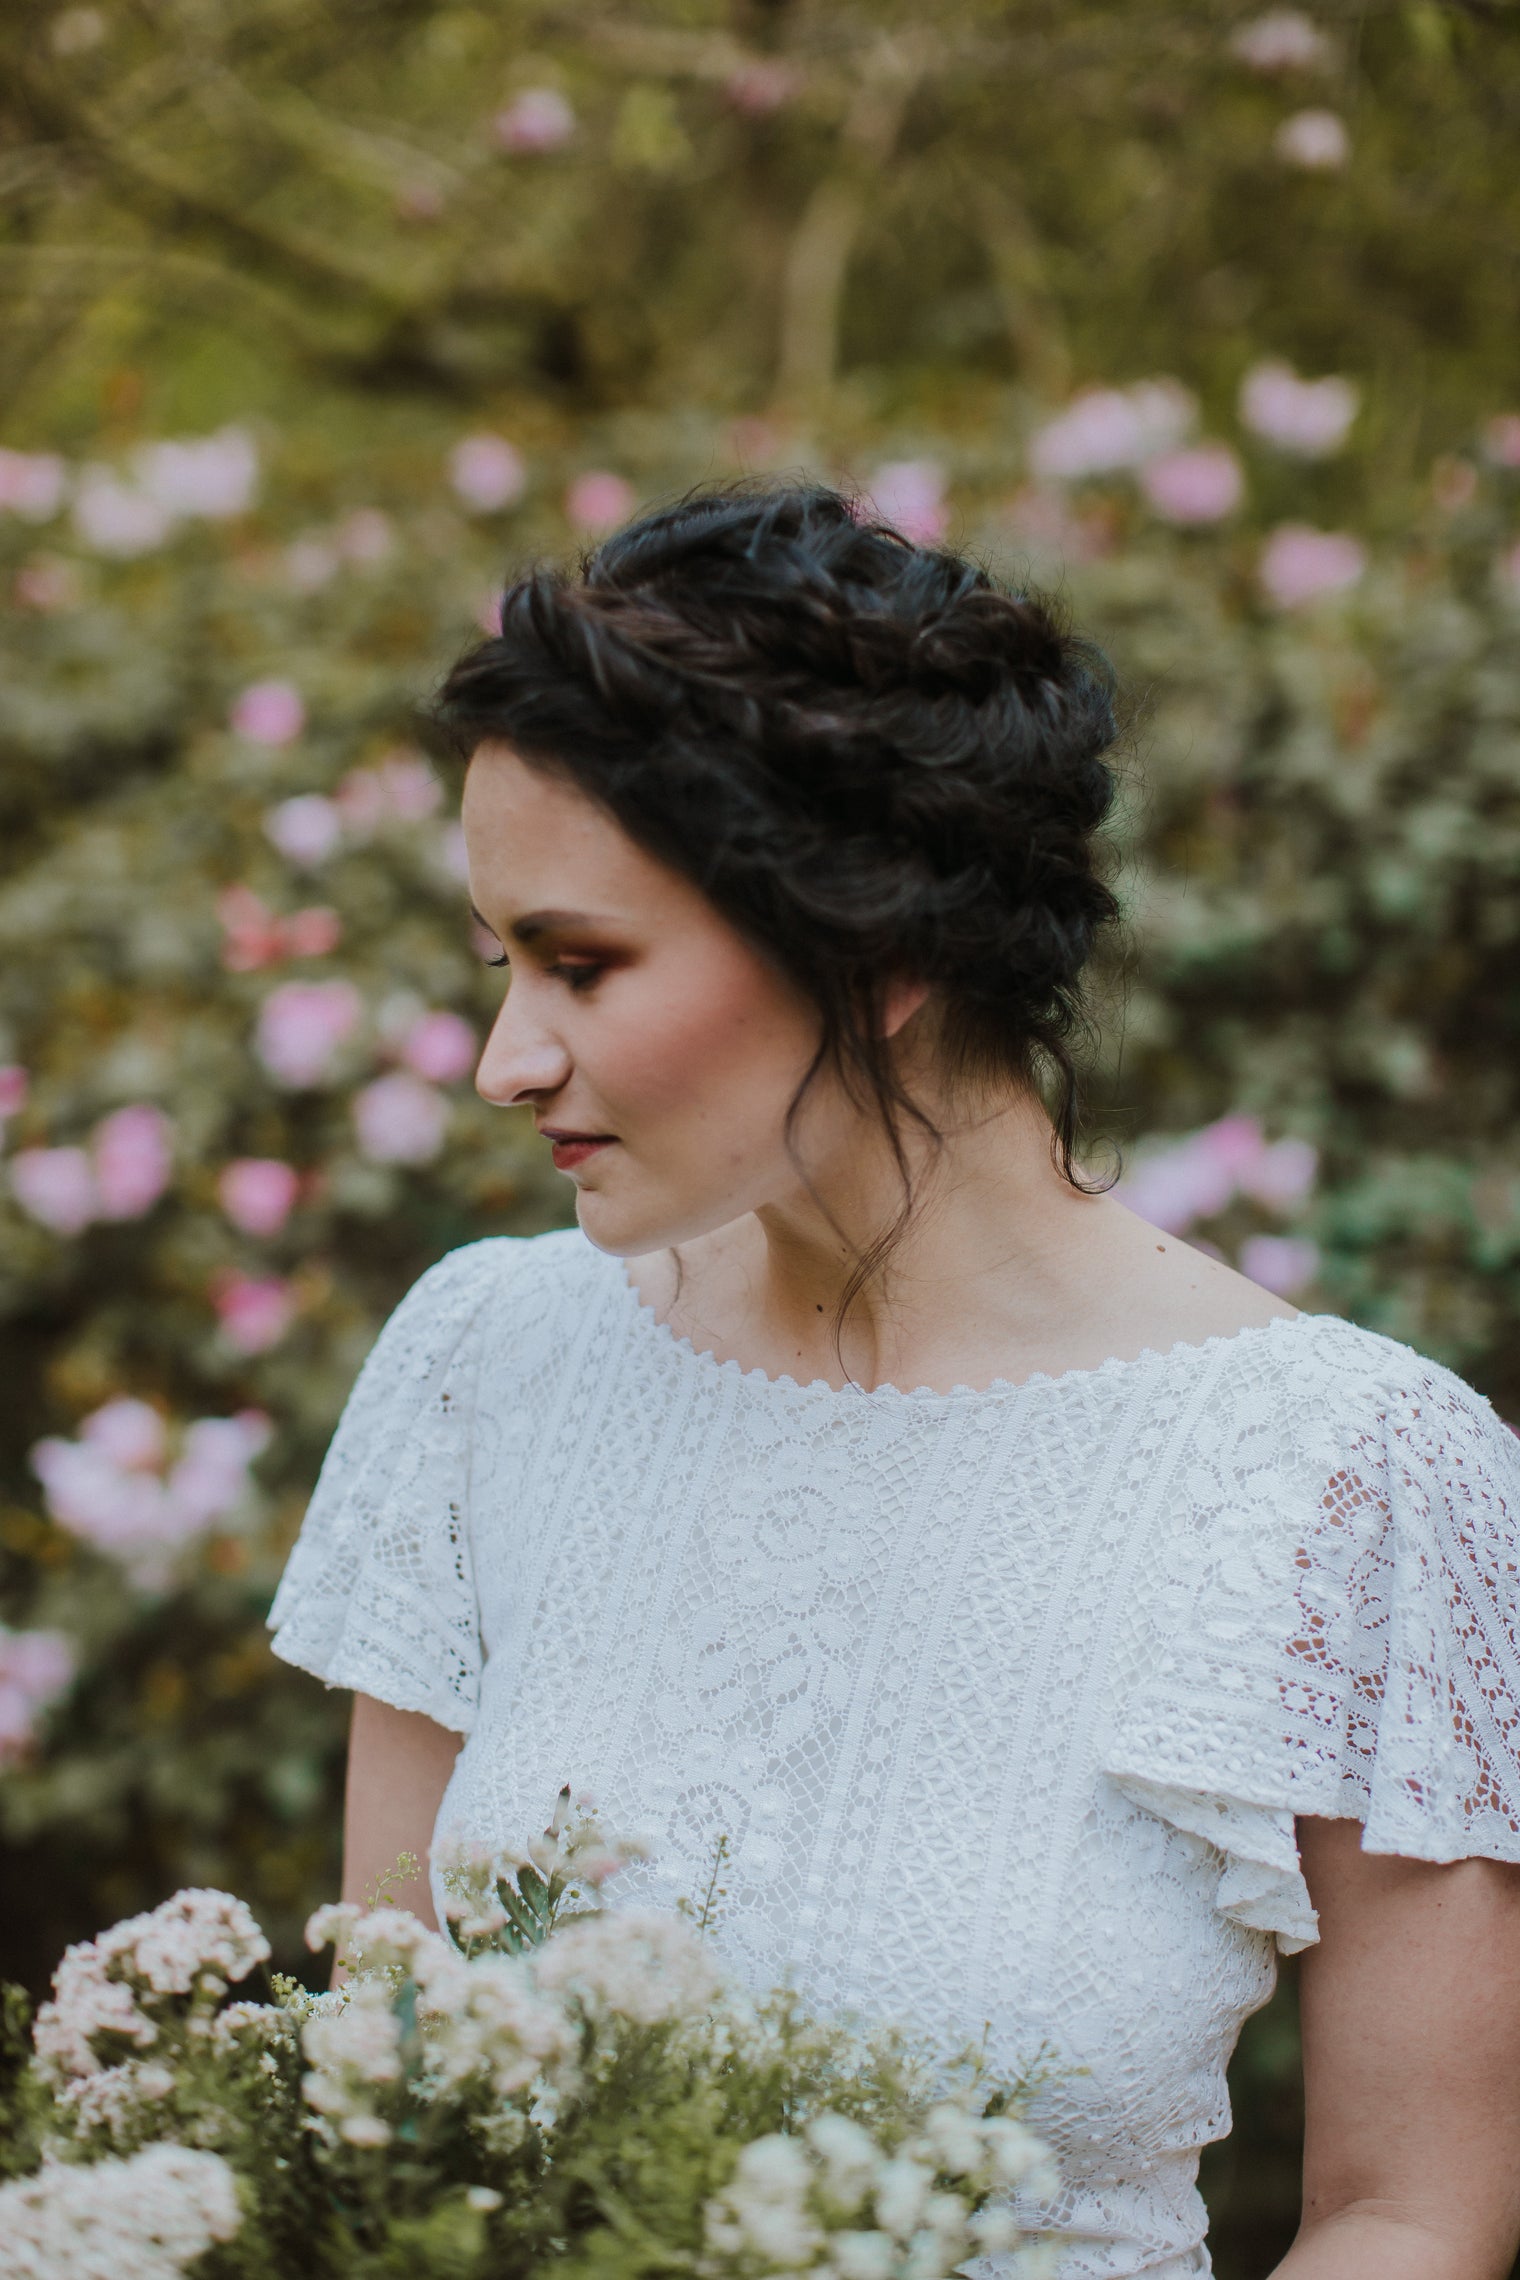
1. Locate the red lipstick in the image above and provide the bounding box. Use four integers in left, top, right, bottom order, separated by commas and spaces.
541, 1129, 616, 1173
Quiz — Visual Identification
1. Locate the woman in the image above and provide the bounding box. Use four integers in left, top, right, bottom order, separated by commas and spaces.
270, 485, 1520, 2278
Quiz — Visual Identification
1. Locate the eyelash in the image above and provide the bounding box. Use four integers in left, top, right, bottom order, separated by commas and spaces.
482, 953, 604, 995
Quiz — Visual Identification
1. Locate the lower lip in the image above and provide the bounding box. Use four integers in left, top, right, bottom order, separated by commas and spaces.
549, 1137, 615, 1172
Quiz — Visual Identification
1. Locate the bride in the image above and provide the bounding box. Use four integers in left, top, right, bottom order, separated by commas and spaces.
270, 483, 1520, 2279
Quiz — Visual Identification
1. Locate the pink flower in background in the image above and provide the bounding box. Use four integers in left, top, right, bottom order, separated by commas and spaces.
230, 679, 305, 746
1239, 1234, 1320, 1296
1029, 380, 1195, 480
1002, 486, 1115, 566
92, 1104, 173, 1220
255, 979, 363, 1086
401, 1009, 477, 1085
1259, 524, 1366, 607
80, 1398, 167, 1472
335, 508, 394, 563
1115, 1115, 1270, 1233
264, 792, 342, 866
132, 428, 258, 519
169, 1413, 271, 1526
283, 906, 343, 958
1230, 11, 1332, 71
1239, 361, 1359, 457
450, 434, 528, 513
353, 1071, 449, 1165
32, 1402, 269, 1573
494, 88, 575, 153
71, 467, 173, 556
1140, 444, 1244, 524
1274, 108, 1349, 168
0, 1625, 75, 1763
436, 822, 471, 881
725, 60, 803, 114
10, 1147, 97, 1235
1483, 415, 1520, 468
219, 1158, 301, 1237
335, 752, 442, 836
14, 557, 80, 612
284, 535, 340, 591
218, 887, 285, 971
1238, 1135, 1319, 1210
0, 449, 68, 521
213, 1273, 297, 1355
862, 460, 948, 545
0, 1064, 28, 1129
565, 470, 636, 534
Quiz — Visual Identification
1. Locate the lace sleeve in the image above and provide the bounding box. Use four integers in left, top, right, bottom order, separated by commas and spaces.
266, 1241, 503, 1732
1104, 1332, 1520, 1953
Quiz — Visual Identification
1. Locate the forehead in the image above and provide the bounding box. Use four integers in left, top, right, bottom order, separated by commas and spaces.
460, 741, 689, 921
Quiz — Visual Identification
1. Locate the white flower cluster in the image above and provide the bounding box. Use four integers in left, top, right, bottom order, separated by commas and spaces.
435, 1787, 653, 1947
33, 1888, 269, 2116
0, 2143, 240, 2280
534, 1908, 724, 2028
703, 2103, 1059, 2280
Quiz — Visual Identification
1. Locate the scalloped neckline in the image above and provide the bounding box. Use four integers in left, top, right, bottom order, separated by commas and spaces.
617, 1261, 1320, 1404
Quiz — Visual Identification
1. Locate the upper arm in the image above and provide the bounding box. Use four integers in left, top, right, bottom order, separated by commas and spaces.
1297, 1813, 1520, 2272
342, 1692, 464, 1932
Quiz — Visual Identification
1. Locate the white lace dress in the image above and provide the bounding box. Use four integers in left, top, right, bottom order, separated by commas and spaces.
269, 1229, 1520, 2279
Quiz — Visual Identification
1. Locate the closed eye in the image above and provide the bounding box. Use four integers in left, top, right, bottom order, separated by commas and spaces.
547, 961, 605, 993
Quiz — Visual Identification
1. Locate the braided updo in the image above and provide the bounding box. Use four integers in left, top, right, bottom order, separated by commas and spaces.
436, 481, 1120, 1202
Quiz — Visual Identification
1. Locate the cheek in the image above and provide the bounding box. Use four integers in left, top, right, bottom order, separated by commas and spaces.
599, 952, 813, 1129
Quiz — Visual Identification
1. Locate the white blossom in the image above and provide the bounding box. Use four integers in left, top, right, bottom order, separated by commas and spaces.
533, 1908, 722, 2026
0, 2144, 240, 2279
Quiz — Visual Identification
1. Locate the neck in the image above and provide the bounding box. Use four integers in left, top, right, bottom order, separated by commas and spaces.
726, 1084, 1118, 1390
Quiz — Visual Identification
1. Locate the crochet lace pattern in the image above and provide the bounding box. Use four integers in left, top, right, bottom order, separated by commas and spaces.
271, 1230, 1520, 2280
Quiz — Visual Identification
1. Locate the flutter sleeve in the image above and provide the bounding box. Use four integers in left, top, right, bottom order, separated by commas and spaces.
267, 1240, 504, 1732
1104, 1332, 1520, 1953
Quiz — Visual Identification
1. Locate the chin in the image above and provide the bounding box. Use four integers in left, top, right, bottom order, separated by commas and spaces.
573, 1177, 742, 1260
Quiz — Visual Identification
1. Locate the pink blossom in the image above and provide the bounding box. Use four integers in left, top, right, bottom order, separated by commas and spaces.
1230, 11, 1332, 71
217, 887, 284, 972
1483, 415, 1520, 469
1239, 1234, 1320, 1296
335, 754, 441, 835
1239, 360, 1359, 457
283, 906, 343, 958
1274, 108, 1349, 168
80, 1398, 168, 1472
214, 1272, 297, 1355
254, 979, 363, 1086
1002, 486, 1114, 565
92, 1103, 173, 1220
494, 88, 575, 153
1140, 443, 1244, 524
0, 1625, 75, 1762
14, 557, 80, 611
1238, 1135, 1318, 1211
132, 427, 258, 519
168, 1412, 271, 1518
450, 434, 528, 513
0, 448, 68, 520
219, 1157, 301, 1237
1259, 523, 1366, 607
862, 460, 948, 545
265, 792, 342, 866
71, 467, 173, 556
436, 822, 471, 881
10, 1146, 97, 1234
1029, 380, 1195, 480
31, 1437, 173, 1554
0, 1064, 28, 1126
725, 60, 802, 114
230, 679, 306, 746
566, 470, 637, 534
285, 535, 340, 591
353, 1071, 450, 1165
401, 1009, 477, 1084
1115, 1115, 1267, 1232
336, 507, 394, 562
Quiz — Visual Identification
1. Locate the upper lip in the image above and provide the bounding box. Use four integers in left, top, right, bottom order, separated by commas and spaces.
539, 1127, 616, 1143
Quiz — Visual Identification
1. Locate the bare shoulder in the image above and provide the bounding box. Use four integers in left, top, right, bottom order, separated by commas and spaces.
1096, 1197, 1300, 1352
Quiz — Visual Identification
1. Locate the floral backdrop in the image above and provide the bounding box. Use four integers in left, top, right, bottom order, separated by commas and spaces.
2, 4, 1518, 2272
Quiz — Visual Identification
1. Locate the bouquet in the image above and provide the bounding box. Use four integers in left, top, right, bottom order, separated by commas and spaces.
0, 1790, 1058, 2279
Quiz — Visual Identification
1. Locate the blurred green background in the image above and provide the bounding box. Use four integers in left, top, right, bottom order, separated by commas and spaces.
2, 3, 1519, 2270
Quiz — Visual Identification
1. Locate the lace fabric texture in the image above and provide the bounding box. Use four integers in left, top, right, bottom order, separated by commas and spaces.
270, 1229, 1520, 2280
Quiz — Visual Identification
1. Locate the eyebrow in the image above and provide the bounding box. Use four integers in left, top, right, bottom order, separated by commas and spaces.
469, 904, 612, 946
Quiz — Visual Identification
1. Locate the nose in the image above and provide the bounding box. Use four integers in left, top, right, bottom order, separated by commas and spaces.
475, 985, 572, 1109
